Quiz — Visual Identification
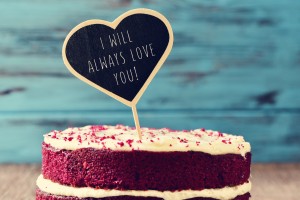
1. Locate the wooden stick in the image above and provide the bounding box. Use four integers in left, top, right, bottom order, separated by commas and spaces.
132, 105, 142, 140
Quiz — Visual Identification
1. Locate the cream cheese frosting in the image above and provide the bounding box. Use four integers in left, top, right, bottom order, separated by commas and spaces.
44, 125, 250, 156
37, 175, 251, 200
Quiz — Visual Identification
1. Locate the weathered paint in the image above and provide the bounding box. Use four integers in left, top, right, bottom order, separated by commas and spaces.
0, 0, 300, 162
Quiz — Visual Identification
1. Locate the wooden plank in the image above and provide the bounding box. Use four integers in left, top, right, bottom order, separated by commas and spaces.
251, 164, 300, 200
1, 68, 300, 110
0, 111, 300, 163
0, 164, 39, 200
1, 0, 300, 110
0, 164, 299, 200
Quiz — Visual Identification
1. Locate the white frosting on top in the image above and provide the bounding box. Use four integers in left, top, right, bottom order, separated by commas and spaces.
44, 125, 250, 156
37, 175, 251, 200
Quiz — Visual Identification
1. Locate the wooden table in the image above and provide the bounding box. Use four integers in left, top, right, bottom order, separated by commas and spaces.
0, 164, 299, 200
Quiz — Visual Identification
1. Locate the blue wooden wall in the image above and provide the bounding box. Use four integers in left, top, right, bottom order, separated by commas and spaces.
1, 0, 300, 163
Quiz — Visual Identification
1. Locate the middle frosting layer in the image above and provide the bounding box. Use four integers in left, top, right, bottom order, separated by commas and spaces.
37, 175, 251, 200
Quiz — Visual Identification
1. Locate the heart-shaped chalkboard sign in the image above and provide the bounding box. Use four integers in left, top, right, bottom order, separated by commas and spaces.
62, 8, 173, 107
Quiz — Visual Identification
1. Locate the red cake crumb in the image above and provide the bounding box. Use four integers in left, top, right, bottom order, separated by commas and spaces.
36, 189, 251, 200
51, 131, 60, 139
117, 142, 124, 147
42, 143, 251, 191
77, 135, 82, 143
90, 125, 107, 131
126, 139, 134, 147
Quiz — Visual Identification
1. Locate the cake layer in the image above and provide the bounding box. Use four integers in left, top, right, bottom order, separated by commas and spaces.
36, 175, 251, 200
42, 143, 251, 191
44, 125, 250, 156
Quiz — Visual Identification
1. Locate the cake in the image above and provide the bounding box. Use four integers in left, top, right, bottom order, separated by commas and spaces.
36, 125, 251, 200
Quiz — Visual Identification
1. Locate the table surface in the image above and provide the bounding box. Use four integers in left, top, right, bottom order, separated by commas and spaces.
0, 164, 299, 200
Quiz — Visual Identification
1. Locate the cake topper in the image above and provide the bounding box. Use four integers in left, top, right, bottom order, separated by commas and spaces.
62, 8, 173, 139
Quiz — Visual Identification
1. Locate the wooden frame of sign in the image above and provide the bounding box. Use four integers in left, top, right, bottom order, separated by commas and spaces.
62, 8, 173, 138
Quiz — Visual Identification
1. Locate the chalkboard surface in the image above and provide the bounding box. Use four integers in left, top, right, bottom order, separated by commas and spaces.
63, 9, 173, 106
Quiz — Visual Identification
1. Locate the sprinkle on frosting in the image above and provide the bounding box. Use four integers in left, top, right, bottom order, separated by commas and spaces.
44, 125, 251, 156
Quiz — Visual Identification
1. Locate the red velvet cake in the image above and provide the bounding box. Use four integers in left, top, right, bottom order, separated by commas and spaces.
36, 125, 251, 200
